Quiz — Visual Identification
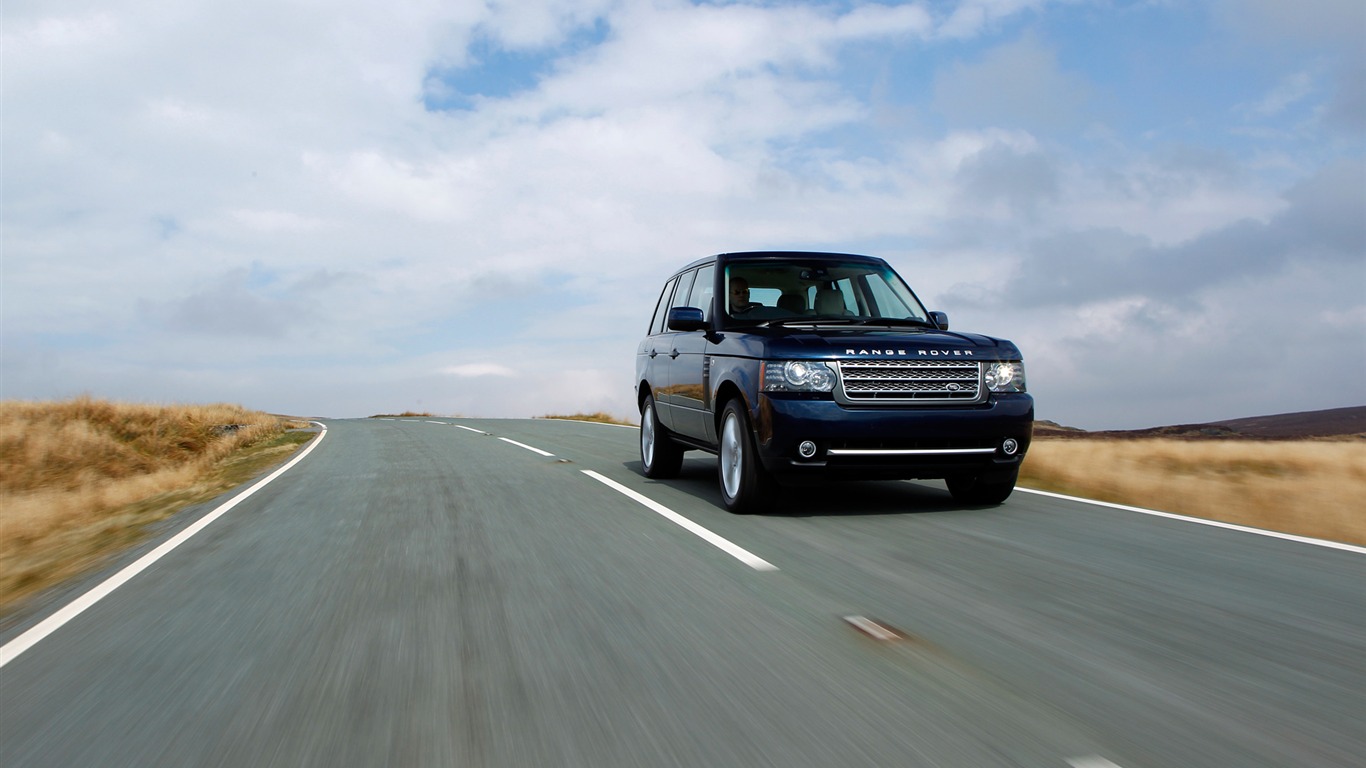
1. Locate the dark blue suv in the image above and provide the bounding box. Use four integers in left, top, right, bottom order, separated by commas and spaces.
635, 251, 1033, 512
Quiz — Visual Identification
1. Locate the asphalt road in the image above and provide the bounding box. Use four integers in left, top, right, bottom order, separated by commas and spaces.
2, 417, 1362, 768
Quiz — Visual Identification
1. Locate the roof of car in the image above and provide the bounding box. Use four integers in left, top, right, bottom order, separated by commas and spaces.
671, 250, 884, 275
718, 250, 878, 260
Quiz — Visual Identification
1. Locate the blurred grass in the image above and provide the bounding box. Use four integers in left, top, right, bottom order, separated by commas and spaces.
539, 412, 636, 426
1020, 437, 1366, 546
0, 397, 314, 614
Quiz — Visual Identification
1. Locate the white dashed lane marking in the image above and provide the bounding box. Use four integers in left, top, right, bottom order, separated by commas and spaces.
498, 437, 556, 457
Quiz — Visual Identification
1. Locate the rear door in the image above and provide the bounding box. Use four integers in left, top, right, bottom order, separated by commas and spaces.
653, 269, 697, 429
641, 275, 680, 429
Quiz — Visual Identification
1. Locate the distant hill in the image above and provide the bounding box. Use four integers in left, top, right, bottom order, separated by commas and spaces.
1035, 406, 1366, 440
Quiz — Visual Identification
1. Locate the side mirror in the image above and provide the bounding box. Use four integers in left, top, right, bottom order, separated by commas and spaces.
929, 311, 949, 330
667, 306, 707, 332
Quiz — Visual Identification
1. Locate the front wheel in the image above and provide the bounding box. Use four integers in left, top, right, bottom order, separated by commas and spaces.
717, 400, 775, 513
640, 395, 684, 478
946, 468, 1019, 505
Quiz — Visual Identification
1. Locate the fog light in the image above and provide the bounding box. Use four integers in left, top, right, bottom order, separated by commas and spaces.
1002, 438, 1020, 456
798, 440, 818, 458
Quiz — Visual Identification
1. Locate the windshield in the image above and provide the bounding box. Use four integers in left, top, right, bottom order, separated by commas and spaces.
723, 260, 929, 325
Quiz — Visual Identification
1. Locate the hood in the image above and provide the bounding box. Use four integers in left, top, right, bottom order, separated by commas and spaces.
756, 327, 1023, 361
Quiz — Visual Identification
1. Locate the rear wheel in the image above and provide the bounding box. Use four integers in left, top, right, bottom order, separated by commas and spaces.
717, 399, 775, 513
640, 395, 684, 478
946, 468, 1018, 505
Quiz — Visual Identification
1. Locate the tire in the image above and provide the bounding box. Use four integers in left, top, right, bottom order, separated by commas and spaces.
946, 468, 1019, 505
640, 395, 684, 478
717, 399, 776, 513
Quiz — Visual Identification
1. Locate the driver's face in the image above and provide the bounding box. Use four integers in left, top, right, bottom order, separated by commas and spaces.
729, 283, 748, 303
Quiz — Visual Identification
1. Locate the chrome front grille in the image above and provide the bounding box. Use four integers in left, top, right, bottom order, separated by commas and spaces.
837, 360, 982, 402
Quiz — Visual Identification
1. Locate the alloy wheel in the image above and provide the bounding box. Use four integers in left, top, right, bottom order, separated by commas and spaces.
720, 411, 743, 501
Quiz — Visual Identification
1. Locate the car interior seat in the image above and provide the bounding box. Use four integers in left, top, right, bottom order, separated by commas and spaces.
814, 288, 847, 315
777, 292, 806, 313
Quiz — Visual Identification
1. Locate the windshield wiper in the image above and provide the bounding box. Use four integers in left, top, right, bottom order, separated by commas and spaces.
761, 317, 935, 329
759, 317, 862, 328
848, 318, 935, 328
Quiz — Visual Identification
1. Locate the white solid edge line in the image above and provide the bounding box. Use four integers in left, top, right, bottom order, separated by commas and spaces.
581, 470, 778, 571
0, 422, 330, 670
498, 437, 555, 457
1017, 487, 1366, 555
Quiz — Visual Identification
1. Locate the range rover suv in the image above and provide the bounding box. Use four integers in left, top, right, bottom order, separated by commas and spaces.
635, 251, 1033, 512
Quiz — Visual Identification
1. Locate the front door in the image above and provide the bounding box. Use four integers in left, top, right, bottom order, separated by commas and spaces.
668, 265, 715, 441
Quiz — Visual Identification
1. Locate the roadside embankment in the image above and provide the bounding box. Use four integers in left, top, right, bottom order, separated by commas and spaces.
0, 397, 314, 615
1021, 437, 1366, 546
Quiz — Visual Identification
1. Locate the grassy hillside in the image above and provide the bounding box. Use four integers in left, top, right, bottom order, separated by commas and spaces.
1020, 438, 1366, 546
539, 412, 636, 426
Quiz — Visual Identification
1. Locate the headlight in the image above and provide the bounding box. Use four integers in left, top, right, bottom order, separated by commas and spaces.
763, 361, 837, 393
984, 361, 1026, 393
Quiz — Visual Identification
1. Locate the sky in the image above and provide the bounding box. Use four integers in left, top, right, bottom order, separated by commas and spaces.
3, 0, 1363, 430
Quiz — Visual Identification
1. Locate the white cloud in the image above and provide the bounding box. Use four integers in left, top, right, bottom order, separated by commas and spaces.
836, 3, 934, 39
228, 209, 326, 233
935, 0, 1049, 40
480, 0, 615, 50
1, 12, 121, 53
441, 363, 518, 378
1246, 70, 1318, 118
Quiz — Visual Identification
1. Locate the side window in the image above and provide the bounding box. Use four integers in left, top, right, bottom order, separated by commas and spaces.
653, 270, 697, 333
649, 277, 678, 335
669, 269, 697, 313
687, 265, 715, 321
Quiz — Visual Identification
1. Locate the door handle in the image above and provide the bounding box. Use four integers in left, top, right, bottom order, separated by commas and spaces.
648, 349, 658, 358
669, 349, 681, 359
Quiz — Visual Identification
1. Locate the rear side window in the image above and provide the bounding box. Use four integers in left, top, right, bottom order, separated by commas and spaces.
649, 277, 678, 335
687, 265, 715, 321
749, 288, 781, 307
669, 269, 697, 315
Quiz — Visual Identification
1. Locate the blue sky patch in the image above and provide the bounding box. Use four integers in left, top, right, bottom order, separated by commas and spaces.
423, 20, 610, 112
424, 45, 548, 111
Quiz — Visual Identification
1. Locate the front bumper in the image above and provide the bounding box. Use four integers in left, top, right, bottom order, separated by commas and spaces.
752, 393, 1034, 481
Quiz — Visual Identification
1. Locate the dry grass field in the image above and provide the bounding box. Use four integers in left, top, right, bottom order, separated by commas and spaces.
0, 398, 313, 614
540, 412, 636, 426
1020, 438, 1366, 546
